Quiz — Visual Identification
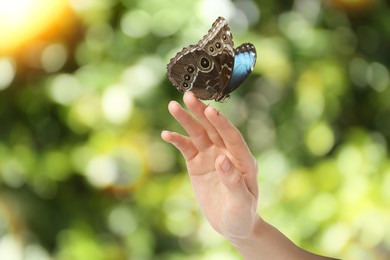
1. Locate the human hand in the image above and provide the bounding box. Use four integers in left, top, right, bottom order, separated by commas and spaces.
161, 92, 259, 240
162, 92, 339, 260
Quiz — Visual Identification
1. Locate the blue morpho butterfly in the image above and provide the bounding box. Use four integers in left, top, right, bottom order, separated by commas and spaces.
167, 16, 256, 102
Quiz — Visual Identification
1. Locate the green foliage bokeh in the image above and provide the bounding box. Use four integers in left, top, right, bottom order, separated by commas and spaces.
0, 0, 389, 259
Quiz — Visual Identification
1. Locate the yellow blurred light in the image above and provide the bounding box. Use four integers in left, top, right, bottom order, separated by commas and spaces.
305, 121, 335, 156
305, 193, 338, 222
320, 222, 350, 254
256, 38, 292, 85
0, 0, 68, 54
71, 95, 101, 129
337, 145, 363, 177
296, 70, 324, 121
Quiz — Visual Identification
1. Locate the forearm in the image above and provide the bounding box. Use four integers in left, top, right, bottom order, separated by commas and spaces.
228, 216, 338, 260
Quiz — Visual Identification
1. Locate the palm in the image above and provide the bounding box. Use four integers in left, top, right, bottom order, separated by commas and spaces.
186, 146, 226, 230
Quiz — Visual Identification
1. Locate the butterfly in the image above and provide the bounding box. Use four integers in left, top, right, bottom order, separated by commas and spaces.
166, 16, 257, 102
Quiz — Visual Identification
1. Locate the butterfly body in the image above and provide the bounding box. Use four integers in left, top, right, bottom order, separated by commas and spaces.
167, 17, 256, 102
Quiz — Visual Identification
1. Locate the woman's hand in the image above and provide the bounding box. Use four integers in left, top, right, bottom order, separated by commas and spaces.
161, 92, 259, 239
162, 92, 337, 260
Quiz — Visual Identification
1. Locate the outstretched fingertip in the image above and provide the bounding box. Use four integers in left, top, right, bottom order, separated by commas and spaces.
168, 100, 179, 108
161, 130, 169, 138
168, 100, 181, 114
184, 91, 199, 107
184, 91, 197, 100
204, 105, 219, 119
161, 130, 172, 143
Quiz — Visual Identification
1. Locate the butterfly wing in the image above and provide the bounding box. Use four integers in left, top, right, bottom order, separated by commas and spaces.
224, 43, 257, 95
167, 17, 235, 100
197, 17, 235, 97
167, 47, 222, 100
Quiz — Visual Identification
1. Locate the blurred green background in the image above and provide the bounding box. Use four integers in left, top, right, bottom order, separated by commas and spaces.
0, 0, 389, 259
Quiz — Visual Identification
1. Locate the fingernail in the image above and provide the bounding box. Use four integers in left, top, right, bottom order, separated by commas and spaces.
221, 156, 231, 172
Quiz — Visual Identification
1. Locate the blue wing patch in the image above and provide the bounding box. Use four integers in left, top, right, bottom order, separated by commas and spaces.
225, 43, 257, 94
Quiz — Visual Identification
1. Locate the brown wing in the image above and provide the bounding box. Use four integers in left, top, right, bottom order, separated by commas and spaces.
166, 17, 235, 101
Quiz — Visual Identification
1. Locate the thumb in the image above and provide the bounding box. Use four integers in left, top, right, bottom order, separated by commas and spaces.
216, 155, 248, 195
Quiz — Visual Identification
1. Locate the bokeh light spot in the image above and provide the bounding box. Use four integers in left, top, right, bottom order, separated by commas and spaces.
382, 168, 390, 201
349, 57, 368, 87
259, 149, 289, 182
305, 122, 335, 156
86, 155, 118, 188
357, 210, 387, 249
0, 235, 23, 260
367, 62, 389, 92
279, 12, 315, 49
41, 43, 68, 73
151, 9, 185, 37
121, 10, 151, 38
2, 159, 26, 188
256, 39, 292, 85
320, 223, 350, 254
294, 0, 321, 24
296, 70, 325, 121
42, 151, 72, 181
69, 95, 101, 130
147, 142, 175, 173
122, 64, 159, 97
24, 244, 51, 260
86, 23, 113, 50
198, 0, 235, 23
108, 206, 137, 236
85, 145, 145, 192
164, 194, 197, 237
0, 58, 16, 90
305, 193, 337, 222
337, 145, 363, 176
48, 74, 82, 105
102, 84, 133, 125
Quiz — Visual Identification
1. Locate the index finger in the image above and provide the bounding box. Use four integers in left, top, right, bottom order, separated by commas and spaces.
204, 105, 254, 167
183, 92, 225, 147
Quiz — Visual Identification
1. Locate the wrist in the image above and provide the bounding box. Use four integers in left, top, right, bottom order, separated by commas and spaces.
226, 216, 266, 257
227, 216, 337, 260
